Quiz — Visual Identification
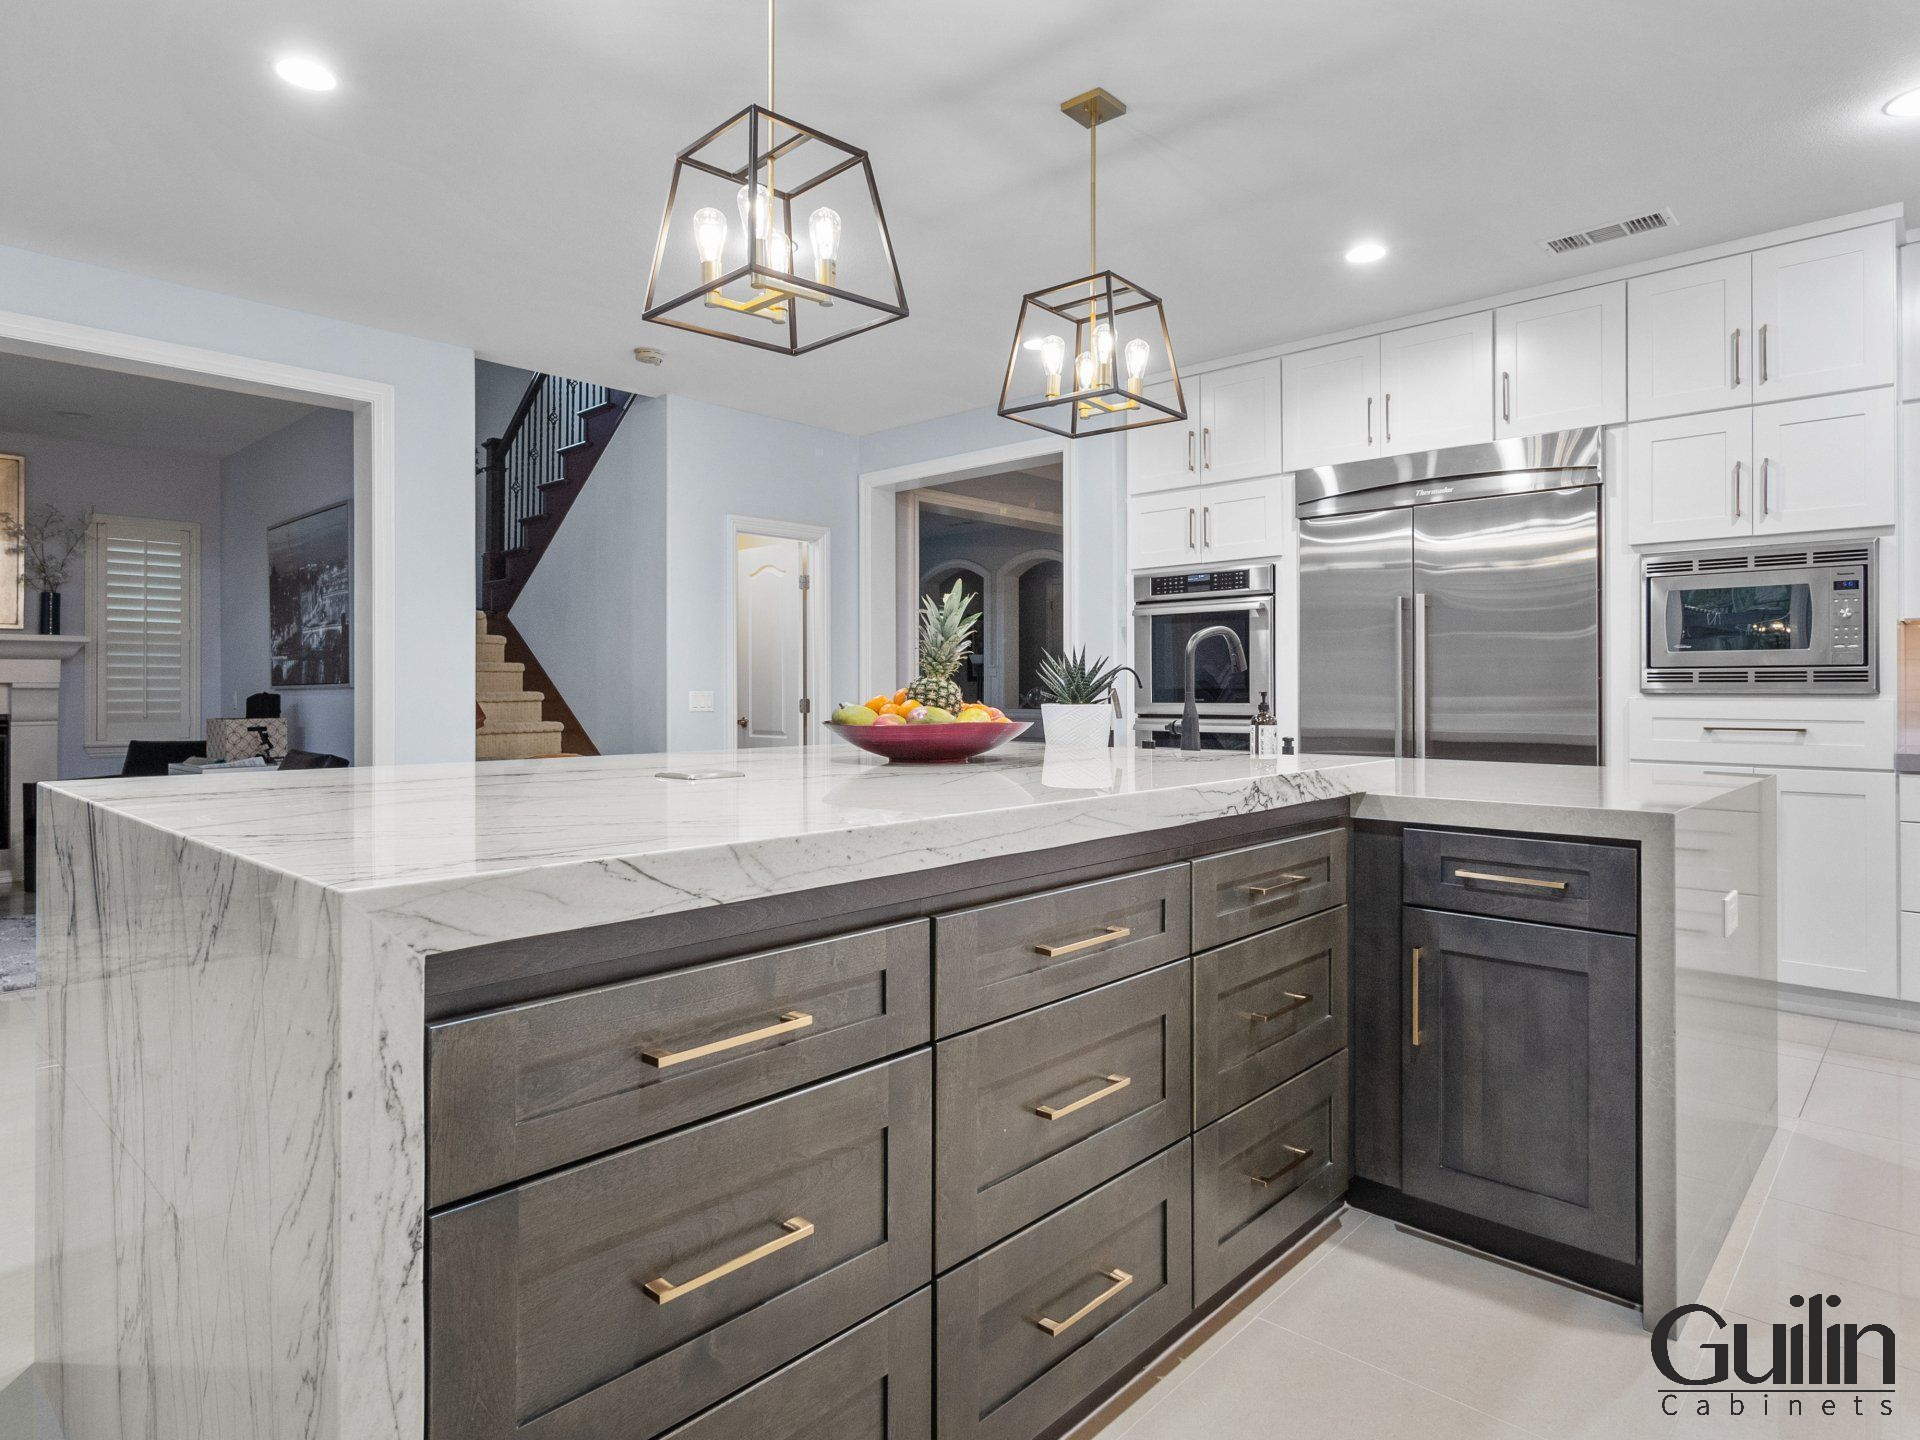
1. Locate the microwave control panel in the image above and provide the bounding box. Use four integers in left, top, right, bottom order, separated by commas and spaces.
1832, 574, 1866, 659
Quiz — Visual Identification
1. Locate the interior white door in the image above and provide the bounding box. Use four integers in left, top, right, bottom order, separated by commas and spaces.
1751, 221, 1898, 403
1128, 487, 1203, 572
1493, 282, 1626, 438
1770, 765, 1899, 997
735, 537, 806, 748
1282, 336, 1379, 472
1377, 312, 1494, 455
1627, 254, 1752, 420
1125, 379, 1197, 495
1199, 474, 1289, 565
1751, 387, 1897, 536
1199, 359, 1283, 483
1623, 411, 1753, 546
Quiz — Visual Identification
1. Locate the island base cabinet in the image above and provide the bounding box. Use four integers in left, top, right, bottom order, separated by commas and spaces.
936, 1142, 1193, 1440
1400, 909, 1639, 1267
1193, 1052, 1349, 1304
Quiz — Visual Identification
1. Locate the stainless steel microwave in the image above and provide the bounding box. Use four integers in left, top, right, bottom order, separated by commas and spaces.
1641, 540, 1875, 694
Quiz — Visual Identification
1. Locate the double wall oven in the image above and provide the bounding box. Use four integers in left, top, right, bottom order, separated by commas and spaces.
1131, 565, 1274, 750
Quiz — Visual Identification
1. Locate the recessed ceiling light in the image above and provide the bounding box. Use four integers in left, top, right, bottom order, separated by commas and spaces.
273, 55, 338, 92
1345, 240, 1388, 265
1883, 86, 1920, 116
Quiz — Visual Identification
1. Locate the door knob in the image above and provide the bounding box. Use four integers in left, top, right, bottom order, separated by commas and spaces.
737, 716, 748, 728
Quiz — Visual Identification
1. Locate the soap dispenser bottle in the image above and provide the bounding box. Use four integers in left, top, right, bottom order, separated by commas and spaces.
1250, 691, 1278, 757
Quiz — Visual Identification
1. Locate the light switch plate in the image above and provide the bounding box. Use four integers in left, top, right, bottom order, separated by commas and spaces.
689, 691, 714, 712
1722, 889, 1739, 938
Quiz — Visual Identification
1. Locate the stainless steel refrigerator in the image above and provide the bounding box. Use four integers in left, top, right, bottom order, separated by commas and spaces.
1296, 428, 1602, 765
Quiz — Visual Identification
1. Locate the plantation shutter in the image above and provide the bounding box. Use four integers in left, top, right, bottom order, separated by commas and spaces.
86, 516, 201, 750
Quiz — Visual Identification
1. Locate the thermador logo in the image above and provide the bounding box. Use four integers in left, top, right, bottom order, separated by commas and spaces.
1651, 1294, 1897, 1419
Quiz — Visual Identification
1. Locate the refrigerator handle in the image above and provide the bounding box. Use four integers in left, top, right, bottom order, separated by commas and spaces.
1412, 594, 1430, 757
1394, 596, 1409, 758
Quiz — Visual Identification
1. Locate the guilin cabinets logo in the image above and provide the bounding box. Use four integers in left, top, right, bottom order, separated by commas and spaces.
1651, 1294, 1897, 1420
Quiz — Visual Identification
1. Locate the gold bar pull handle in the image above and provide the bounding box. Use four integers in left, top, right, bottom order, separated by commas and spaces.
1034, 1268, 1134, 1337
641, 1011, 814, 1068
1245, 873, 1312, 899
1033, 924, 1132, 959
1242, 992, 1312, 1023
1247, 1144, 1315, 1188
643, 1217, 813, 1304
1452, 868, 1568, 893
1411, 947, 1422, 1048
1035, 1074, 1131, 1121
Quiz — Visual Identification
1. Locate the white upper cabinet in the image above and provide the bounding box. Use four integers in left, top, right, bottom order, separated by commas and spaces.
1750, 387, 1897, 536
1282, 336, 1379, 472
1194, 474, 1289, 565
1624, 411, 1753, 547
1493, 282, 1626, 437
1750, 222, 1897, 402
1198, 359, 1283, 483
1125, 380, 1197, 495
1378, 312, 1494, 454
1627, 255, 1752, 420
1902, 241, 1919, 403
1127, 489, 1202, 571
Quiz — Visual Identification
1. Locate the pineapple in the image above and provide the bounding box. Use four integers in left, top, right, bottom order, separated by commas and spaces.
905, 579, 978, 712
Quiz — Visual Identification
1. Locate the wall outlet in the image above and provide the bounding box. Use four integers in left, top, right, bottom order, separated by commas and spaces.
1722, 890, 1739, 939
689, 691, 715, 712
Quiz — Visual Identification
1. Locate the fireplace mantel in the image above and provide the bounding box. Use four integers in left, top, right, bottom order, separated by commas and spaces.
0, 633, 87, 661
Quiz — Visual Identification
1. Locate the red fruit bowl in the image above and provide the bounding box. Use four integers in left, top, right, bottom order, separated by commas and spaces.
827, 719, 1031, 763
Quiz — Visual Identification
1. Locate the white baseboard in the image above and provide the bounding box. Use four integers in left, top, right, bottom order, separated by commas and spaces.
1774, 982, 1920, 1032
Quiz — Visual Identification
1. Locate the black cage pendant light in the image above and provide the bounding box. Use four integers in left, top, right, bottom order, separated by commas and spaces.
642, 0, 907, 355
998, 89, 1185, 438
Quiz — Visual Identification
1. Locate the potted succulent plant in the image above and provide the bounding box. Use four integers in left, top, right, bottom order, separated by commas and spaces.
1035, 647, 1141, 753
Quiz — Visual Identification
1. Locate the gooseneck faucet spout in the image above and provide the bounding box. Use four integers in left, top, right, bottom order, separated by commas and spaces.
1181, 625, 1249, 751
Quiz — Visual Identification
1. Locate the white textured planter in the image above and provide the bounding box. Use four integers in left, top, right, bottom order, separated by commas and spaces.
1041, 703, 1113, 754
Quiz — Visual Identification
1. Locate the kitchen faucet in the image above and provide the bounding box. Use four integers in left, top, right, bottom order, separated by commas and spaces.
1181, 625, 1248, 751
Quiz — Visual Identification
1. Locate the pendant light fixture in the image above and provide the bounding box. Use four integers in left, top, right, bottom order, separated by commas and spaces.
998, 89, 1184, 438
642, 0, 907, 355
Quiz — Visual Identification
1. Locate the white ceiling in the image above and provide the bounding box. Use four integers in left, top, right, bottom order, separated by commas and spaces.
5, 1, 1919, 435
0, 350, 317, 457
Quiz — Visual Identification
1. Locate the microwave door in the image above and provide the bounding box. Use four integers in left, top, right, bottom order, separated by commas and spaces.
1298, 509, 1413, 757
1414, 488, 1600, 766
1657, 578, 1816, 666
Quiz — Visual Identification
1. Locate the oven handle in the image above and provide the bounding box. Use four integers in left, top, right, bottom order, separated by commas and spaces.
1132, 598, 1272, 619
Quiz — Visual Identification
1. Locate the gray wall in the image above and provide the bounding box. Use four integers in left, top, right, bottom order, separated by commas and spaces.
0, 427, 225, 780
219, 408, 357, 761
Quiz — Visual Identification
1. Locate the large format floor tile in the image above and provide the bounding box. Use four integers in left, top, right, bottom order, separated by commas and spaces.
1768, 1119, 1920, 1237
1824, 1020, 1920, 1079
1799, 1062, 1920, 1143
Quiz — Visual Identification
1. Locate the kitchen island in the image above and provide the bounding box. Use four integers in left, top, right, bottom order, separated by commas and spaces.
35, 746, 1775, 1440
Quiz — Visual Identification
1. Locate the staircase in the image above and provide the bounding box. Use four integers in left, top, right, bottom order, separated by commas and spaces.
476, 373, 634, 760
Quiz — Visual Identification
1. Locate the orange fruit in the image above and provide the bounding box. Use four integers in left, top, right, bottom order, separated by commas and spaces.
892, 688, 909, 704
864, 695, 890, 714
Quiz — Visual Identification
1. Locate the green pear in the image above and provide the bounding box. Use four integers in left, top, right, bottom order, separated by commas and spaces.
831, 703, 879, 726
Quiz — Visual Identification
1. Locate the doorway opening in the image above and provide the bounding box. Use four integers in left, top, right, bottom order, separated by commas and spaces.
727, 517, 828, 749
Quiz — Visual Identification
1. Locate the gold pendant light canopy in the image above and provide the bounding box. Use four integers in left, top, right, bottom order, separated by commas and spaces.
998, 89, 1185, 438
643, 0, 907, 355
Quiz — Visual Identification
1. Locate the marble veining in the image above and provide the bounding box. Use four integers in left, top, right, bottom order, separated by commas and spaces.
33, 745, 1773, 1440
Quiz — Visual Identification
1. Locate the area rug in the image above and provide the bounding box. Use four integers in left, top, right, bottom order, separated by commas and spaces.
0, 914, 36, 992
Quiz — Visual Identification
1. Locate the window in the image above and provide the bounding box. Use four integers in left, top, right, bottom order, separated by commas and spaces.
86, 515, 201, 753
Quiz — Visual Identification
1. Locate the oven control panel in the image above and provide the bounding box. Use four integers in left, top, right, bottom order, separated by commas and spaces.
1149, 569, 1251, 596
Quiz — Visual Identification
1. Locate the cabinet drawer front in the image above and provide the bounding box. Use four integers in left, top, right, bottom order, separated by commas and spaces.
936, 1142, 1192, 1440
1192, 828, 1347, 951
428, 1055, 933, 1440
657, 1290, 931, 1440
1194, 1053, 1349, 1304
1401, 910, 1638, 1265
935, 865, 1190, 1034
1403, 829, 1636, 934
427, 922, 930, 1205
1194, 907, 1348, 1125
936, 963, 1192, 1269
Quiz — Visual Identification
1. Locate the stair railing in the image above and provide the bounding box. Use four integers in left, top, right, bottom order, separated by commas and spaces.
482, 373, 614, 560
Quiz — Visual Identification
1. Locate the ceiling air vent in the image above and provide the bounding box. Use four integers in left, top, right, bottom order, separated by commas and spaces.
1540, 208, 1676, 256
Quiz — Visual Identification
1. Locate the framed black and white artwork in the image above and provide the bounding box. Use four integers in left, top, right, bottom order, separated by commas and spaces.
268, 501, 351, 688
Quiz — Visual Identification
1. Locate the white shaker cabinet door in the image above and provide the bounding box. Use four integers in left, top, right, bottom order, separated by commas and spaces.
1493, 282, 1626, 438
1750, 221, 1898, 403
1377, 312, 1493, 456
1126, 380, 1197, 495
1198, 474, 1288, 565
1627, 254, 1752, 420
1623, 411, 1753, 547
1751, 387, 1897, 536
1282, 336, 1379, 472
1769, 766, 1899, 998
1129, 487, 1203, 572
1199, 359, 1283, 483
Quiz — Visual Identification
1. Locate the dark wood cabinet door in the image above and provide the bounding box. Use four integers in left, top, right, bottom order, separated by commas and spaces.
428, 1054, 932, 1440
1193, 906, 1347, 1125
1192, 828, 1348, 951
1400, 908, 1638, 1264
935, 963, 1191, 1270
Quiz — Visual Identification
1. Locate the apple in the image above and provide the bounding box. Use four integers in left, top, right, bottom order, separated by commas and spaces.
872, 713, 907, 726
